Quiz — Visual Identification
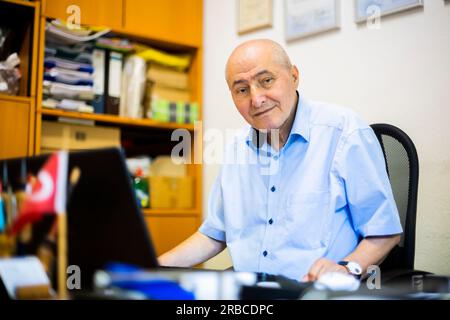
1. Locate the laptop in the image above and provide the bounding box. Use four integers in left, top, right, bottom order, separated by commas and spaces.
66, 148, 160, 288
1, 148, 159, 291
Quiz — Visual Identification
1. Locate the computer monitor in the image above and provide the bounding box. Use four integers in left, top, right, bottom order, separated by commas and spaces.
0, 148, 159, 291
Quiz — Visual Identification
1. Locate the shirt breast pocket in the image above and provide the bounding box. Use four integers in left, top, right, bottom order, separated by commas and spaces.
284, 191, 331, 249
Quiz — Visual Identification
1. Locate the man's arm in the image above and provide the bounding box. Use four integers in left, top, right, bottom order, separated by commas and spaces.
158, 231, 226, 267
303, 126, 403, 282
303, 234, 400, 281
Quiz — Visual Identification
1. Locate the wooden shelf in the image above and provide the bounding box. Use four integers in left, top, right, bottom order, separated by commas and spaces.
142, 208, 199, 216
39, 108, 195, 131
0, 93, 32, 104
2, 0, 38, 8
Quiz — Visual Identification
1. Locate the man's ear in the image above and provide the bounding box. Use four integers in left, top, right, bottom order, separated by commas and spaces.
292, 65, 300, 87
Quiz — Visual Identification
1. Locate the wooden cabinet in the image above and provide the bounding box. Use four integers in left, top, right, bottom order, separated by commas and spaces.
0, 96, 31, 159
145, 215, 199, 256
123, 0, 202, 46
44, 0, 123, 29
43, 0, 203, 46
0, 0, 40, 160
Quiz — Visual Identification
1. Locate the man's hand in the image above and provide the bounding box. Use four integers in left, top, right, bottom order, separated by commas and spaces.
302, 258, 348, 282
302, 235, 401, 282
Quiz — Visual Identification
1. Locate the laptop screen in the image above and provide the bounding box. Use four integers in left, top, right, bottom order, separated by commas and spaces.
67, 148, 159, 289
1, 148, 159, 291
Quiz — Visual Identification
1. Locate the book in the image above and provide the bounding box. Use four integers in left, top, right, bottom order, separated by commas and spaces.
105, 51, 123, 115
120, 55, 146, 119
92, 48, 106, 114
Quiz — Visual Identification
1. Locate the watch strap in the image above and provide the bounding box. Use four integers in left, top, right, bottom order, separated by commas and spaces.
337, 261, 348, 266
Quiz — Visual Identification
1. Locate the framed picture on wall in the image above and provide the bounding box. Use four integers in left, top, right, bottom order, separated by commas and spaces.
284, 0, 340, 42
237, 0, 273, 34
355, 0, 424, 23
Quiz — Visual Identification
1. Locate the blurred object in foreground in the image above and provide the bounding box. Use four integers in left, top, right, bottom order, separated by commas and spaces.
0, 53, 21, 95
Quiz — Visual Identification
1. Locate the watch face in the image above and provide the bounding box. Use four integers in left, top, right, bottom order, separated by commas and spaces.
347, 262, 362, 275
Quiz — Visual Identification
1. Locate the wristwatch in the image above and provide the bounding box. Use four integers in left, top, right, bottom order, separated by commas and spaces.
338, 261, 363, 278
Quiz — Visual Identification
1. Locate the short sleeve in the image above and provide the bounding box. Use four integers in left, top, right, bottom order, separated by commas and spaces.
198, 171, 226, 242
334, 127, 403, 238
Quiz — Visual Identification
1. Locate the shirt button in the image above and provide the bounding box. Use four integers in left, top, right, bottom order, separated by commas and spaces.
263, 251, 268, 257
273, 155, 279, 161
268, 218, 273, 225
270, 186, 276, 192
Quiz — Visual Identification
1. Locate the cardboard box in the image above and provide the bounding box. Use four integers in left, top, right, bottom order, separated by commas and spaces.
41, 121, 120, 153
149, 176, 194, 209
150, 155, 186, 177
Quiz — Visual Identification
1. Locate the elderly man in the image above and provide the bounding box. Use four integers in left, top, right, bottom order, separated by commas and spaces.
158, 39, 402, 282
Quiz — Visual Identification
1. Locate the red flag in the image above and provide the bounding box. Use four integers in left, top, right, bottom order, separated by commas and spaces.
10, 151, 68, 235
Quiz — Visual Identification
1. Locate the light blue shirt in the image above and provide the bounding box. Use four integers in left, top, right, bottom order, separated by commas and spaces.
199, 95, 403, 280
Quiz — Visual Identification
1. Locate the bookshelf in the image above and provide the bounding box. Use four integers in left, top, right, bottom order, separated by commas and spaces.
0, 0, 204, 256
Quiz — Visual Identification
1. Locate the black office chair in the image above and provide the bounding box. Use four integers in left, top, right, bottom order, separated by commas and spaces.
370, 123, 431, 285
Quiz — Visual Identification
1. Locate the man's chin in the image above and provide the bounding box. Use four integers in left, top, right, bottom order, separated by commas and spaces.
252, 122, 281, 132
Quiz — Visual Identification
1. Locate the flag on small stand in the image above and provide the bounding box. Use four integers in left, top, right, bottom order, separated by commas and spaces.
10, 151, 69, 299
11, 152, 68, 235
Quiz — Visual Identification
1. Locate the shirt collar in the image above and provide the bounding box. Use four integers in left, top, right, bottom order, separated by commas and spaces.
289, 92, 310, 143
246, 91, 310, 149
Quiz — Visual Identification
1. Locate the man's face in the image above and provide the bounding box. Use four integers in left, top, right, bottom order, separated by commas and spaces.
226, 46, 299, 131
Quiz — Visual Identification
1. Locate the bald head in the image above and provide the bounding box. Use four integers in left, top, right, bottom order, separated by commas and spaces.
225, 39, 292, 84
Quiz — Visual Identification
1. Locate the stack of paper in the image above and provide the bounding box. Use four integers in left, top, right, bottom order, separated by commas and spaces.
44, 67, 93, 86
42, 20, 107, 113
45, 19, 110, 45
137, 46, 191, 71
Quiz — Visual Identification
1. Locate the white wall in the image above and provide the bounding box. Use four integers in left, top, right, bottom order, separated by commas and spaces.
202, 0, 450, 274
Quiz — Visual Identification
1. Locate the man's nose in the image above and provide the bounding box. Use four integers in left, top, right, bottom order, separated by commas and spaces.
250, 86, 267, 109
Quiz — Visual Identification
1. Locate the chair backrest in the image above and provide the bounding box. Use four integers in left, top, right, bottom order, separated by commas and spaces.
370, 124, 419, 271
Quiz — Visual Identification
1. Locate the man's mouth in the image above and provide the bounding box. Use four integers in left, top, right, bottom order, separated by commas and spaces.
252, 106, 276, 117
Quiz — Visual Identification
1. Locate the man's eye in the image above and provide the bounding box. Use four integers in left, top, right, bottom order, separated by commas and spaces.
263, 77, 274, 85
236, 88, 248, 94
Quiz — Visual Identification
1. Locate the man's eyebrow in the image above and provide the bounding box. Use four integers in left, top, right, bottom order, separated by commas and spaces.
232, 70, 273, 88
232, 79, 248, 88
253, 70, 272, 78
